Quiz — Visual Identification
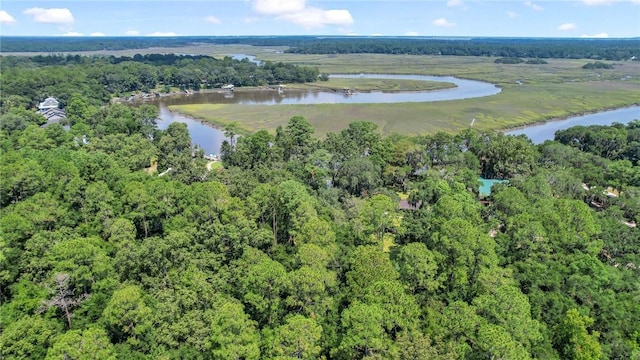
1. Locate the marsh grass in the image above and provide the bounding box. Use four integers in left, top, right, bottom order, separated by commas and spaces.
288, 78, 455, 92
95, 44, 638, 136
171, 78, 639, 137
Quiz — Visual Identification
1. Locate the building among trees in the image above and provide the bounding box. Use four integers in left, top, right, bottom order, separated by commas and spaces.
37, 96, 60, 111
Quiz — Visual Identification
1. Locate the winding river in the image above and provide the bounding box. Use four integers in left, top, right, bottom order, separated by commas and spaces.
158, 74, 501, 107
504, 106, 640, 144
157, 73, 501, 154
155, 72, 639, 154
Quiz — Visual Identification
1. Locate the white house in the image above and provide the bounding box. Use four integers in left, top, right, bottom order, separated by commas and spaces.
38, 97, 60, 111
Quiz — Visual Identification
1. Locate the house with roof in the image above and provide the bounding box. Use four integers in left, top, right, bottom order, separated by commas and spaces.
38, 97, 60, 111
37, 97, 68, 129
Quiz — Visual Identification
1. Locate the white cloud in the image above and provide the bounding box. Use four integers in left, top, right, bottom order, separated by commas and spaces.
583, 0, 640, 3
581, 32, 609, 37
90, 32, 106, 36
279, 8, 353, 29
60, 31, 83, 36
506, 11, 519, 18
24, 7, 74, 25
251, 0, 353, 30
405, 31, 419, 36
205, 15, 221, 24
253, 0, 306, 15
370, 33, 384, 36
0, 10, 17, 24
583, 0, 613, 5
447, 0, 465, 7
433, 18, 456, 27
558, 23, 577, 31
148, 32, 178, 36
125, 30, 140, 36
524, 1, 544, 11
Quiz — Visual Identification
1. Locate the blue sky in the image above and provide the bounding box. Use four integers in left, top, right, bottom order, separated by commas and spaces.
1, 0, 639, 38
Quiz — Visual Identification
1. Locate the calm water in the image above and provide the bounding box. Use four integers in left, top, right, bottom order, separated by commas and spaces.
157, 104, 640, 155
154, 68, 638, 152
155, 73, 501, 153
505, 106, 640, 144
155, 105, 228, 156
157, 74, 501, 107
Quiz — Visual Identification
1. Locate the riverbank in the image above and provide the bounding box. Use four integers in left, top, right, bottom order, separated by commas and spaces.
121, 76, 459, 105
166, 81, 638, 138
504, 105, 640, 144
502, 104, 640, 133
288, 78, 457, 93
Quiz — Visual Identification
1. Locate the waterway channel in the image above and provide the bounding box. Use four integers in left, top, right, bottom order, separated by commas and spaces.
504, 106, 640, 144
158, 74, 501, 107
156, 73, 501, 154
154, 72, 639, 154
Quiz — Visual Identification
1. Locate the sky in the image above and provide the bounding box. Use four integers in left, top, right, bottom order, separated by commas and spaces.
0, 0, 639, 38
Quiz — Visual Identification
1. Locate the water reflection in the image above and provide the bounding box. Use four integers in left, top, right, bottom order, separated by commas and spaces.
505, 106, 640, 144
156, 105, 228, 156
155, 74, 501, 107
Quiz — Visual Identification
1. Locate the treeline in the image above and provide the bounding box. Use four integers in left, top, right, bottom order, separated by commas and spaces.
284, 37, 640, 60
3, 36, 639, 60
0, 36, 317, 53
0, 54, 320, 108
1, 95, 639, 358
555, 121, 640, 163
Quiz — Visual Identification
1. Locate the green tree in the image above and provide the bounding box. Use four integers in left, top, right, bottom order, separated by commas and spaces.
394, 242, 441, 297
286, 264, 336, 318
554, 309, 603, 360
264, 315, 323, 359
157, 122, 206, 183
357, 193, 401, 244
363, 280, 421, 337
232, 247, 288, 326
0, 151, 46, 206
65, 93, 97, 125
207, 301, 261, 360
346, 245, 399, 300
473, 284, 543, 351
275, 115, 316, 161
45, 327, 115, 360
431, 218, 497, 301
334, 157, 381, 196
102, 285, 154, 350
478, 133, 537, 179
0, 315, 61, 359
335, 302, 394, 359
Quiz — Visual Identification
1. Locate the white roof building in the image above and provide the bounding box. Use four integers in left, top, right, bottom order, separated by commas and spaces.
38, 97, 60, 111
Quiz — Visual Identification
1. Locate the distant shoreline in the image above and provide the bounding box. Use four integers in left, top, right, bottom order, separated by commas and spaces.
501, 104, 640, 134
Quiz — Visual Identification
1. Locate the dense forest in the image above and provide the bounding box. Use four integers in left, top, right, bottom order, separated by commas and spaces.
2, 85, 640, 357
2, 36, 639, 60
283, 37, 640, 60
0, 53, 320, 109
1, 48, 640, 359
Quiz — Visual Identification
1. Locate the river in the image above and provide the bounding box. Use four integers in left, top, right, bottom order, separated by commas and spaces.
154, 72, 638, 153
505, 106, 640, 144
158, 74, 501, 107
155, 105, 228, 156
